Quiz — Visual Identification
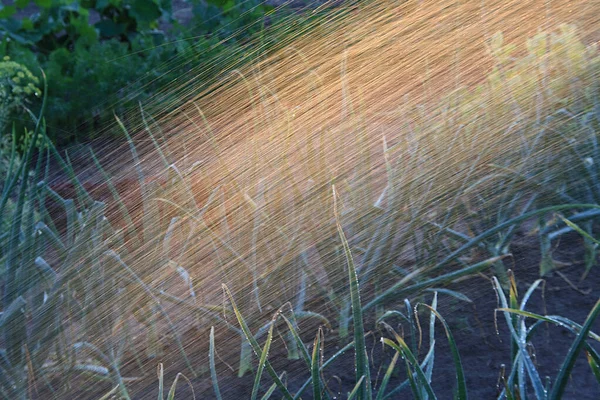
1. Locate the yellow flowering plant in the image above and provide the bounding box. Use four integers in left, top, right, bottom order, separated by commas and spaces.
0, 56, 41, 134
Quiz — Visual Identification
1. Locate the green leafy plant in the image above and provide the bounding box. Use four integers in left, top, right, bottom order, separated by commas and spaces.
0, 0, 171, 50
0, 0, 283, 143
187, 0, 274, 41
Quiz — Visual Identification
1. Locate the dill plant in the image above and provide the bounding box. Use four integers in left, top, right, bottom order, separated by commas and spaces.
0, 56, 40, 135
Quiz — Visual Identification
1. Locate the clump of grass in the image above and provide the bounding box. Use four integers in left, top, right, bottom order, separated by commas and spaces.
2, 1, 600, 398
493, 273, 600, 399
210, 188, 470, 399
119, 17, 600, 332
0, 81, 202, 398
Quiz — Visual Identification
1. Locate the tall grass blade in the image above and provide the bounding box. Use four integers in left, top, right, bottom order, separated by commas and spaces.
424, 292, 438, 397
140, 103, 171, 169
586, 349, 600, 385
333, 186, 371, 399
550, 299, 600, 399
167, 373, 194, 400
311, 327, 323, 400
46, 139, 94, 207
209, 326, 223, 400
260, 382, 278, 400
252, 317, 276, 400
508, 273, 519, 364
281, 314, 311, 368
365, 256, 506, 311
90, 149, 138, 236
404, 359, 423, 400
382, 337, 437, 400
375, 352, 399, 400
98, 386, 120, 400
294, 340, 357, 399
369, 204, 600, 308
424, 288, 472, 303
3, 116, 38, 367
157, 363, 165, 400
493, 278, 546, 399
104, 250, 196, 376
421, 305, 467, 400
222, 285, 293, 400
239, 335, 254, 378
348, 376, 366, 400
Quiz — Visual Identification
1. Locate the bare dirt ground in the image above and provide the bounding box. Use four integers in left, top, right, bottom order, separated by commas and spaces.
38, 230, 599, 399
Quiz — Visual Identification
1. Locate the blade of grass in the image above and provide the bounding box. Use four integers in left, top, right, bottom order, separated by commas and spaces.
496, 309, 600, 342
549, 299, 600, 399
46, 139, 94, 208
586, 349, 600, 385
508, 272, 519, 365
157, 363, 164, 400
281, 314, 311, 368
333, 185, 371, 400
294, 341, 356, 399
421, 304, 467, 400
404, 359, 423, 400
493, 278, 546, 399
424, 288, 472, 303
558, 215, 600, 245
3, 120, 38, 367
89, 149, 139, 241
311, 327, 323, 400
364, 256, 506, 311
104, 251, 196, 377
375, 352, 399, 400
260, 382, 278, 400
348, 376, 366, 400
222, 285, 293, 400
209, 327, 222, 400
382, 337, 436, 399
381, 344, 435, 400
167, 373, 194, 400
368, 204, 600, 309
99, 386, 120, 400
252, 317, 276, 400
140, 103, 170, 169
424, 293, 438, 395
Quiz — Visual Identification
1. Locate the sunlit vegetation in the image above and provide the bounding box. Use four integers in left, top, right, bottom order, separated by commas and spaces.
1, 0, 600, 398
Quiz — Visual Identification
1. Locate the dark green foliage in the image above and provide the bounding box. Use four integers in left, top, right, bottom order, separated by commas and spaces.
0, 0, 170, 49
0, 0, 277, 143
187, 0, 274, 39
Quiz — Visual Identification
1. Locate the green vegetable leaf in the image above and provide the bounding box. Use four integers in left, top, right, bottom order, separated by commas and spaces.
34, 0, 52, 8
128, 0, 161, 27
0, 6, 16, 19
95, 19, 126, 38
15, 0, 30, 9
21, 17, 34, 30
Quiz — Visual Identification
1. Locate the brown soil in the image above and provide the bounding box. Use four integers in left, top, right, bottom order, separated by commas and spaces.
133, 233, 600, 399
35, 230, 600, 399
